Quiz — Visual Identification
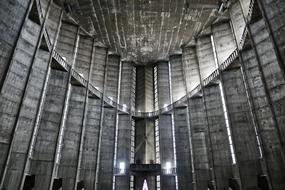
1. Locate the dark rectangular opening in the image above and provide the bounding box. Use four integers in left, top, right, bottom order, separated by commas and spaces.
52, 178, 62, 190
23, 174, 35, 190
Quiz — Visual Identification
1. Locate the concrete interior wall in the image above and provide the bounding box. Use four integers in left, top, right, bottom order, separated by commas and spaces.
0, 0, 285, 190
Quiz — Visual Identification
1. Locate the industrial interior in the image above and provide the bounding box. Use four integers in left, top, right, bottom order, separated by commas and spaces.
0, 0, 285, 189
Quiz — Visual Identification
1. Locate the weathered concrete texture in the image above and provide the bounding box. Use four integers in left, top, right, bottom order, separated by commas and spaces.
158, 114, 176, 190
55, 22, 78, 65
182, 46, 200, 92
97, 107, 117, 190
0, 19, 41, 179
222, 65, 261, 189
188, 97, 210, 190
115, 115, 131, 190
156, 61, 175, 189
229, 1, 246, 44
74, 35, 93, 78
115, 61, 133, 190
203, 84, 232, 190
250, 18, 285, 145
212, 22, 236, 64
241, 45, 285, 189
243, 17, 285, 189
58, 85, 86, 189
135, 66, 146, 111
97, 54, 120, 190
105, 54, 120, 99
0, 0, 30, 83
46, 3, 61, 43
1, 49, 50, 190
173, 107, 193, 190
79, 96, 102, 190
119, 62, 134, 107
91, 46, 107, 91
196, 36, 216, 80
135, 66, 154, 112
157, 61, 171, 107
170, 54, 186, 101
30, 69, 69, 190
260, 0, 285, 69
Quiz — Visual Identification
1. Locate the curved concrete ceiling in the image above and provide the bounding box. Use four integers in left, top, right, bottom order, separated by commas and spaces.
64, 0, 221, 64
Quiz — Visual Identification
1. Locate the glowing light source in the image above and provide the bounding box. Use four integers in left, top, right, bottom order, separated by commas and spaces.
165, 162, 172, 174
142, 179, 148, 190
119, 162, 125, 174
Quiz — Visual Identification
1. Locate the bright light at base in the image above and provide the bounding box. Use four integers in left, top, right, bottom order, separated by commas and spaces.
119, 162, 125, 174
165, 162, 171, 174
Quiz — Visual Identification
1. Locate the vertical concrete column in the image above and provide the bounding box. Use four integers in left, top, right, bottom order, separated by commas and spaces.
145, 66, 155, 112
74, 38, 96, 190
196, 35, 217, 81
211, 22, 237, 65
169, 54, 186, 101
17, 8, 63, 190
28, 23, 79, 190
222, 61, 262, 189
241, 45, 285, 189
211, 21, 243, 188
156, 61, 175, 190
257, 0, 285, 75
182, 46, 200, 92
173, 106, 193, 190
202, 84, 232, 190
57, 35, 93, 189
235, 1, 285, 188
30, 67, 69, 190
170, 54, 193, 190
135, 66, 146, 111
47, 24, 80, 190
81, 45, 107, 190
188, 96, 210, 190
115, 61, 134, 190
97, 54, 120, 190
135, 65, 154, 112
183, 45, 212, 189
0, 1, 54, 189
249, 15, 285, 147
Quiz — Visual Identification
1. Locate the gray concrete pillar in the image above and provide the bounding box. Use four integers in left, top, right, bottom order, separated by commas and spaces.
188, 96, 210, 190
169, 54, 186, 102
115, 61, 134, 190
96, 54, 120, 190
157, 61, 176, 190
81, 45, 108, 190
203, 84, 232, 190
173, 106, 193, 190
